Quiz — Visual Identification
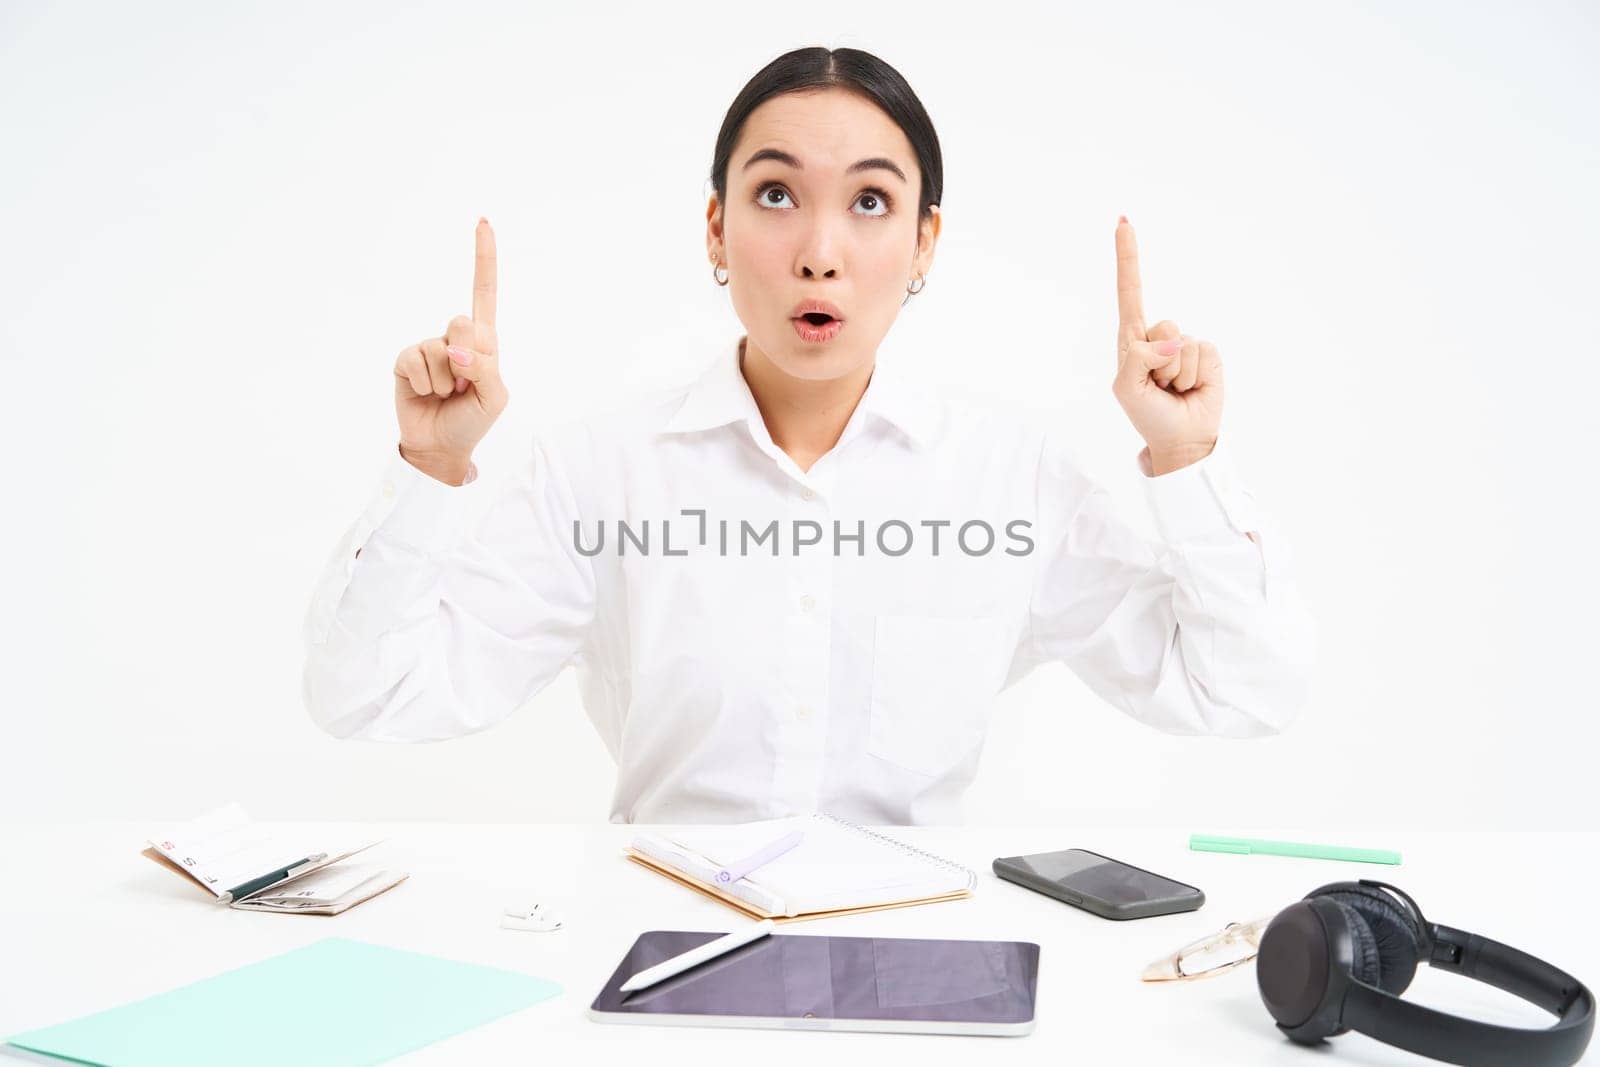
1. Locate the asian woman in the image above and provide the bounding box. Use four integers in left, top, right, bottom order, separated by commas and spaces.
302, 46, 1315, 825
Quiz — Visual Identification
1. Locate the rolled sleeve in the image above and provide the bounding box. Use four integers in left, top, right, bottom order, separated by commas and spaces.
1013, 429, 1315, 738
1139, 435, 1294, 607
302, 432, 597, 742
302, 446, 485, 651
1139, 436, 1249, 541
370, 445, 485, 556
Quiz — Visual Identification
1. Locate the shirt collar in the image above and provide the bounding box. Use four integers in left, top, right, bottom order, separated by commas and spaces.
660, 336, 937, 450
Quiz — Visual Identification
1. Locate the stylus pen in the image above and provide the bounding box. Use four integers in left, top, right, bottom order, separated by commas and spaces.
715, 830, 805, 885
1189, 834, 1401, 865
619, 919, 777, 993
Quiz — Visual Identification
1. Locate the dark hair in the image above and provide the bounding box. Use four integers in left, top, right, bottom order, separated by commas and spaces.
710, 47, 944, 222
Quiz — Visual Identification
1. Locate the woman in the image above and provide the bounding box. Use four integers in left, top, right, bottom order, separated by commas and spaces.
303, 47, 1315, 825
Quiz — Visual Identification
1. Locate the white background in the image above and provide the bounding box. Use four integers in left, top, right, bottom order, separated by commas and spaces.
3, 1, 1596, 830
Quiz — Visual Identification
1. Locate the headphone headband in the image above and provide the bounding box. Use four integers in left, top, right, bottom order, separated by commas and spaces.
1258, 881, 1595, 1066
1343, 923, 1594, 1066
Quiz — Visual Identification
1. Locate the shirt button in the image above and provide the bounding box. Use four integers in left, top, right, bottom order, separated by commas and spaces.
795, 704, 812, 721
798, 594, 816, 613
800, 487, 815, 500
383, 481, 395, 499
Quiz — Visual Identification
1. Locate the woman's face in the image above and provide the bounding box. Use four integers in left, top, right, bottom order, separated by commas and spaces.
709, 87, 940, 382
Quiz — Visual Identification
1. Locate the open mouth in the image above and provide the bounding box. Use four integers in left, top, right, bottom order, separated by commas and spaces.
790, 300, 845, 342
791, 311, 844, 343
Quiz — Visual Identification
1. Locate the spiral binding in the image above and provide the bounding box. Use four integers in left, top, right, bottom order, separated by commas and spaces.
814, 811, 977, 888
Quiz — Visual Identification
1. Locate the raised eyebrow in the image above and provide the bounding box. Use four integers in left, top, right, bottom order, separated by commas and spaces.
741, 147, 803, 172
741, 148, 908, 184
846, 156, 907, 183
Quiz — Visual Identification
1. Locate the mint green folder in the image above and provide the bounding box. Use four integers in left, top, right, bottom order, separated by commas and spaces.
5, 937, 563, 1067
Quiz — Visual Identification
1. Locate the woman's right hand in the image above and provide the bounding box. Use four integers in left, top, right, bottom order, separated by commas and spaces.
393, 217, 509, 485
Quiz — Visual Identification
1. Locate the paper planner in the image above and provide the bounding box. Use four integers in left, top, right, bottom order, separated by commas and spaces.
142, 803, 404, 914
627, 811, 977, 919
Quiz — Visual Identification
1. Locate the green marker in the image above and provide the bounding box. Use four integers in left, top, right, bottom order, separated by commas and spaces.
1190, 834, 1401, 866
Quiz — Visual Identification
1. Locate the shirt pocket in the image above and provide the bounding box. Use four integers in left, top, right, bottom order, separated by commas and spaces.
868, 614, 1014, 778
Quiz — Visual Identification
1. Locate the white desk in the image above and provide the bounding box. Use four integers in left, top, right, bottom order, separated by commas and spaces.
2, 823, 1594, 1065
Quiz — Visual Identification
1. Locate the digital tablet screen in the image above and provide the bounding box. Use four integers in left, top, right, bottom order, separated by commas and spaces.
590, 930, 1039, 1027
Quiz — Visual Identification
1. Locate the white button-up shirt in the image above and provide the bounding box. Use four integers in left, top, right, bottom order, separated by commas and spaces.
303, 338, 1315, 825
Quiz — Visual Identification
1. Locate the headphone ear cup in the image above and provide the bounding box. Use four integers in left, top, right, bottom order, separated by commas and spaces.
1258, 897, 1378, 1043
1258, 901, 1334, 1033
1331, 899, 1382, 989
1321, 887, 1424, 995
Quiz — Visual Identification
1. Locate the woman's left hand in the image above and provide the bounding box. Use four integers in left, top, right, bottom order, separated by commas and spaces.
1112, 217, 1224, 476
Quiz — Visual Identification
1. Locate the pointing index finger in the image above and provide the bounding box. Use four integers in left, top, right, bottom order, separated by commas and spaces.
473, 217, 497, 328
1116, 215, 1145, 339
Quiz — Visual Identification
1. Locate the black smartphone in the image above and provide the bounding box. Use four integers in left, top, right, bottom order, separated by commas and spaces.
992, 848, 1204, 920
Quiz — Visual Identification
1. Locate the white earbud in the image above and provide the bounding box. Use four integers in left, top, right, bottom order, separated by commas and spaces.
500, 901, 564, 932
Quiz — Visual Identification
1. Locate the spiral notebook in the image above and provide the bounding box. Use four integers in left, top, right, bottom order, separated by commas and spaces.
625, 811, 977, 923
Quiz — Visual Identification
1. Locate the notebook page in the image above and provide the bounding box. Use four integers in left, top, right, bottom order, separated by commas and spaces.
243, 863, 388, 906
651, 814, 970, 915
231, 870, 408, 915
146, 804, 311, 898
629, 828, 787, 915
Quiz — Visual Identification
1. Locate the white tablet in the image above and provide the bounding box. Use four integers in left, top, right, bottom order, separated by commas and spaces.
587, 929, 1040, 1036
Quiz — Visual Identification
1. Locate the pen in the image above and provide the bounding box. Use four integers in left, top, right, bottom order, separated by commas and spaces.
221, 853, 328, 903
1189, 834, 1401, 865
714, 830, 804, 885
618, 920, 776, 993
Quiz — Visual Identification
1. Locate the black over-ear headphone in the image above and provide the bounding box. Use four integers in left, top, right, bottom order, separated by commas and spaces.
1255, 879, 1594, 1065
